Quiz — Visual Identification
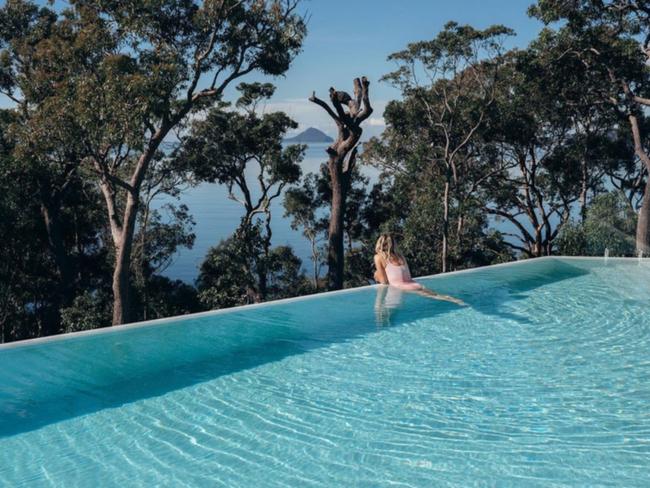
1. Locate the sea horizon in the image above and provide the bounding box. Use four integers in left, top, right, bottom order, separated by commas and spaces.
159, 142, 380, 283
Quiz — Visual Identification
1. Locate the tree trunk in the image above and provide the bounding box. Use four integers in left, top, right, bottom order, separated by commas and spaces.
626, 113, 650, 254
637, 177, 650, 255
257, 267, 268, 301
258, 211, 274, 300
40, 200, 76, 336
579, 158, 588, 223
534, 228, 543, 257
112, 240, 130, 325
441, 169, 451, 273
455, 195, 465, 271
327, 157, 348, 290
139, 201, 151, 321
545, 235, 553, 256
40, 202, 75, 303
111, 193, 139, 325
307, 231, 319, 290
309, 76, 372, 289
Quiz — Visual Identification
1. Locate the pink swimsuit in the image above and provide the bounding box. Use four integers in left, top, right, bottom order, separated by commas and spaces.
385, 260, 423, 291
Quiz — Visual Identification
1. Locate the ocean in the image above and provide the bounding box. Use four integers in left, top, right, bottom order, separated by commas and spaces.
159, 143, 378, 283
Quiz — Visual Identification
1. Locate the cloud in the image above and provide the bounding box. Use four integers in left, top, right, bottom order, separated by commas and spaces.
367, 117, 386, 127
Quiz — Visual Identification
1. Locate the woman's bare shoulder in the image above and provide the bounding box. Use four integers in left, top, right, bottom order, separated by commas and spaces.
373, 254, 385, 266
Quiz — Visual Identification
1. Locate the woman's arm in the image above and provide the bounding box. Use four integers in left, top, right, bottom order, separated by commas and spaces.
374, 254, 389, 284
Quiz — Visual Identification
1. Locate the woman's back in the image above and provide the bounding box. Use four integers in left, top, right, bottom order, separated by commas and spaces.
373, 233, 465, 305
382, 254, 421, 290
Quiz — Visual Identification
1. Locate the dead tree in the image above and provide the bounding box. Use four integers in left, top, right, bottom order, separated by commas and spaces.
309, 77, 372, 290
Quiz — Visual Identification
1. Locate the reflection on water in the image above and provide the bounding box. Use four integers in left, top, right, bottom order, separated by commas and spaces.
374, 285, 404, 326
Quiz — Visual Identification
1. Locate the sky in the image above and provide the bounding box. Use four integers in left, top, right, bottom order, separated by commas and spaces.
258, 0, 544, 139
1, 0, 545, 138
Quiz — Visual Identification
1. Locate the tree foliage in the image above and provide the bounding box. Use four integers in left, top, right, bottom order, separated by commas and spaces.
379, 22, 514, 272
0, 0, 306, 325
529, 0, 650, 253
180, 82, 308, 306
197, 225, 310, 309
557, 191, 638, 256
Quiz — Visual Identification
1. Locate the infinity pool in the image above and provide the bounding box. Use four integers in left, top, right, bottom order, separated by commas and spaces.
1, 257, 649, 486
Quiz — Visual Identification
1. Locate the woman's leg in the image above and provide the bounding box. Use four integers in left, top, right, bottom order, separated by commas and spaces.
413, 287, 466, 306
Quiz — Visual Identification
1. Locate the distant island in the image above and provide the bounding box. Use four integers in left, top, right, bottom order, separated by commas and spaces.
284, 127, 333, 143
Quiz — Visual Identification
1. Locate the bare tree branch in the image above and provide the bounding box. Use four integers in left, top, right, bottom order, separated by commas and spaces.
309, 92, 341, 124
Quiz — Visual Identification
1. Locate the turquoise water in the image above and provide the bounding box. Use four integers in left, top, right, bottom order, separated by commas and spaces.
1, 257, 650, 486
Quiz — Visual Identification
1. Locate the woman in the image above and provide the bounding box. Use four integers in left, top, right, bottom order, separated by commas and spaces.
373, 234, 465, 306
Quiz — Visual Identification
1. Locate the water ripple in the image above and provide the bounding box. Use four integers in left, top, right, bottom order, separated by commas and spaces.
1, 259, 650, 486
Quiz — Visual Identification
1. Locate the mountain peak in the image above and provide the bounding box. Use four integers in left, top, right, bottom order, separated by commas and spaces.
284, 127, 333, 143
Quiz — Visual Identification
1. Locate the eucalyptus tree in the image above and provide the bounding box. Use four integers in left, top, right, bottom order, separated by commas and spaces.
381, 22, 514, 272
283, 173, 327, 289
530, 0, 650, 253
479, 26, 642, 256
557, 191, 637, 257
0, 0, 306, 325
7, 108, 85, 306
0, 96, 110, 334
178, 82, 305, 301
0, 96, 107, 342
309, 76, 373, 290
480, 49, 585, 257
608, 120, 649, 211
0, 3, 100, 309
526, 29, 636, 221
363, 129, 512, 275
132, 157, 196, 321
0, 110, 46, 342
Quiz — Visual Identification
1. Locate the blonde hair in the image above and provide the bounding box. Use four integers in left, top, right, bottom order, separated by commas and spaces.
375, 234, 403, 265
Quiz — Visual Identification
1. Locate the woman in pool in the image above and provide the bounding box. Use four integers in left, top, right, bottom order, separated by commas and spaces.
373, 234, 465, 306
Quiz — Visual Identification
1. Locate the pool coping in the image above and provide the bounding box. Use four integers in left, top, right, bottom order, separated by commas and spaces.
1, 255, 647, 351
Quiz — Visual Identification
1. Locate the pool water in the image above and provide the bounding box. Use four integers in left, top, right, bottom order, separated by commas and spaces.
1, 257, 650, 487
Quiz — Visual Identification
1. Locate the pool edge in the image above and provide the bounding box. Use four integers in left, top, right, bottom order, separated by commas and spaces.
1, 256, 645, 351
